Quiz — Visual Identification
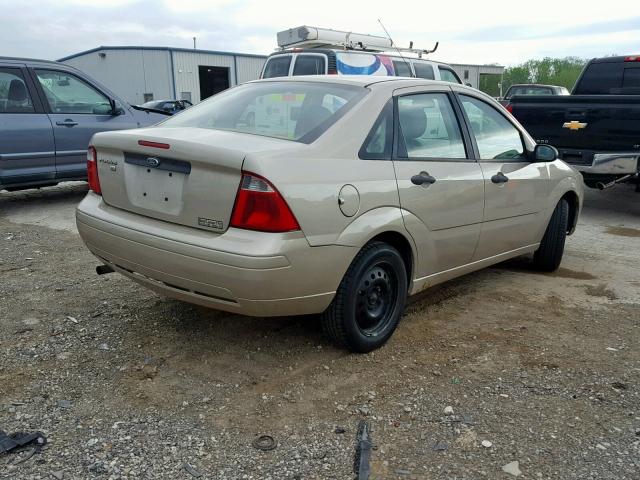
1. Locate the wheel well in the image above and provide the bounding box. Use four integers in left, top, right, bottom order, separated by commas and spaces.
562, 190, 579, 234
370, 231, 413, 283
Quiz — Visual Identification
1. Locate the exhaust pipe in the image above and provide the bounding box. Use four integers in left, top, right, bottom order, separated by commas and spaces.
96, 264, 115, 275
596, 174, 633, 190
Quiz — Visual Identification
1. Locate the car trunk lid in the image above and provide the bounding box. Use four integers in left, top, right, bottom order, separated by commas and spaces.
92, 127, 298, 233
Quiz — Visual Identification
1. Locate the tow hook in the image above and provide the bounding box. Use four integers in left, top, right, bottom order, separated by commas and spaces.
596, 174, 634, 190
96, 265, 115, 275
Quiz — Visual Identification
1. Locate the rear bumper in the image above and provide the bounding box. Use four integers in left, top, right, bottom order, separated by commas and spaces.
76, 193, 356, 317
568, 152, 639, 175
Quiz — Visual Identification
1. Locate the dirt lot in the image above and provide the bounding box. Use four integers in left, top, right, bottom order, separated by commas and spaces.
1, 182, 639, 479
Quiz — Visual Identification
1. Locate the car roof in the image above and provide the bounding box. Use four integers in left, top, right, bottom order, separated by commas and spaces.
249, 74, 464, 89
0, 56, 67, 67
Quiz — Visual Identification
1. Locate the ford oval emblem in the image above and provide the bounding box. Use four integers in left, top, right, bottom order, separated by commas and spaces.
145, 157, 160, 168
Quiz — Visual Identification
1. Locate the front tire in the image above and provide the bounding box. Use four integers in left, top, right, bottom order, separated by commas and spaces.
321, 241, 408, 353
532, 198, 569, 271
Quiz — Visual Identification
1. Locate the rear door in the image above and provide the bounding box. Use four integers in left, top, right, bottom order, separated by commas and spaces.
455, 90, 549, 259
30, 68, 139, 179
0, 64, 55, 187
391, 85, 484, 277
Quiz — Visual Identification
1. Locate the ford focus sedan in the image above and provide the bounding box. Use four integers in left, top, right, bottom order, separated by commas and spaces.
76, 76, 583, 352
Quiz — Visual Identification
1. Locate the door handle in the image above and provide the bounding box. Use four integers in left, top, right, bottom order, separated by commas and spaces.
56, 120, 78, 127
491, 172, 509, 184
410, 171, 437, 186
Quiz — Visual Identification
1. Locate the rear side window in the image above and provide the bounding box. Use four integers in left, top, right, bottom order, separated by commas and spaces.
359, 100, 392, 159
574, 62, 623, 94
413, 63, 435, 80
438, 67, 460, 84
293, 55, 326, 76
163, 81, 367, 143
397, 93, 466, 160
460, 95, 524, 160
0, 68, 35, 113
262, 56, 292, 78
393, 60, 412, 77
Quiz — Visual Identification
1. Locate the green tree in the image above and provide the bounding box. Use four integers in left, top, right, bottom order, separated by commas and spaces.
501, 57, 587, 95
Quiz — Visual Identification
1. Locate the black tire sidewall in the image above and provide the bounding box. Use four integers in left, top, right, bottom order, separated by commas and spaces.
341, 245, 407, 352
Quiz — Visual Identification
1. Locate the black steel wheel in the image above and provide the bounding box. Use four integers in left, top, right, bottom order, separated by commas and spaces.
321, 241, 408, 353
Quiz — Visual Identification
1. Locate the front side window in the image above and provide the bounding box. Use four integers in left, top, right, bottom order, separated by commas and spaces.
262, 56, 292, 78
293, 55, 326, 76
413, 63, 435, 80
162, 81, 367, 143
35, 69, 110, 114
0, 68, 34, 113
393, 60, 412, 77
397, 93, 466, 159
438, 67, 461, 84
460, 95, 524, 160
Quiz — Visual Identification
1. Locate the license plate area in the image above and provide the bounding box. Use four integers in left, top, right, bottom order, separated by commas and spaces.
124, 162, 187, 215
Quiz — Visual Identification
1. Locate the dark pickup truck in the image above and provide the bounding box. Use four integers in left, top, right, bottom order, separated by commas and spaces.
506, 56, 640, 189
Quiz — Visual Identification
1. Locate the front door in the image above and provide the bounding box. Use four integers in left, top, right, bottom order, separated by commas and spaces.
31, 68, 136, 178
391, 88, 484, 278
456, 93, 549, 260
0, 65, 55, 187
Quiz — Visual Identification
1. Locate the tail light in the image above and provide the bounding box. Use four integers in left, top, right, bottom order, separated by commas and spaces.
87, 146, 101, 195
230, 172, 300, 233
624, 55, 640, 62
505, 103, 514, 114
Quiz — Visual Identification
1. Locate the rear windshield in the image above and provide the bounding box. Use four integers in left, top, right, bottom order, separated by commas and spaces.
506, 86, 553, 97
262, 56, 292, 78
161, 81, 367, 143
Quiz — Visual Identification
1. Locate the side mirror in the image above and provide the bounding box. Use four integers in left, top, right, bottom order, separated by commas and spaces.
534, 144, 559, 162
108, 98, 125, 115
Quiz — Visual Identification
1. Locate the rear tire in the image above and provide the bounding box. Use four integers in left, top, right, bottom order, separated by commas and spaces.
532, 198, 569, 272
321, 241, 408, 353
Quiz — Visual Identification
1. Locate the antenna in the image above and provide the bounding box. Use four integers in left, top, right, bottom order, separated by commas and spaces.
378, 19, 414, 77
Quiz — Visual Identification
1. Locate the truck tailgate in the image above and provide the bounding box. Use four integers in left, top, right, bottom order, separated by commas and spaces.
510, 95, 640, 157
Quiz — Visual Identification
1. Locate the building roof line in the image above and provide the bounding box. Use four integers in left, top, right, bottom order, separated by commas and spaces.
58, 45, 268, 62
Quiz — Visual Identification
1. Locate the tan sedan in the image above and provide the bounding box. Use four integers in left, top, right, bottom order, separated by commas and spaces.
76, 76, 583, 352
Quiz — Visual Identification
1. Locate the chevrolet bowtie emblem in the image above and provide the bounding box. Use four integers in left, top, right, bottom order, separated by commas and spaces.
563, 120, 588, 131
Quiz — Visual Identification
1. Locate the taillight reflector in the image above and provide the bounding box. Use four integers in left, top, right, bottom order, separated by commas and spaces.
505, 103, 514, 114
230, 172, 300, 233
138, 140, 170, 149
87, 146, 101, 195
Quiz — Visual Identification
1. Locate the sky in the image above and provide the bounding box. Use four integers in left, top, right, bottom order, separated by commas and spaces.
2, 0, 639, 66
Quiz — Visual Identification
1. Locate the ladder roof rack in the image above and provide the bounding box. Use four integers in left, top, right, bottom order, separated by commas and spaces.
276, 26, 438, 58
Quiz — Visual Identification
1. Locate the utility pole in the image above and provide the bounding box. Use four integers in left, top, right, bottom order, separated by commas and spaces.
193, 37, 196, 50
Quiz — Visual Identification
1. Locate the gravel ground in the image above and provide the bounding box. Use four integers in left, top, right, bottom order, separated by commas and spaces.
0, 182, 639, 479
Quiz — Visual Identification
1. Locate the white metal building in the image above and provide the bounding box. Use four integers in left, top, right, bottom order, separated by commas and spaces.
59, 46, 267, 105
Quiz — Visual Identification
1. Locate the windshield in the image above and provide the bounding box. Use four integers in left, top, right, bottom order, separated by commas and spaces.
161, 81, 367, 143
